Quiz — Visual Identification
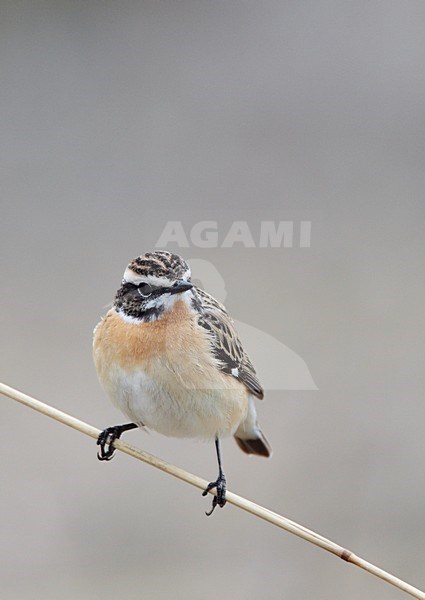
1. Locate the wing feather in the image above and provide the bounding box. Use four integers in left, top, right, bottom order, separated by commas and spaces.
193, 288, 264, 399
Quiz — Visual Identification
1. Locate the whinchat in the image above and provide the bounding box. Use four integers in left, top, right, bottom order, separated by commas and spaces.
93, 251, 271, 514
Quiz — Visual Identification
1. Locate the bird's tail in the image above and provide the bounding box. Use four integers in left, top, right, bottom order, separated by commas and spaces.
234, 429, 272, 457
234, 397, 272, 457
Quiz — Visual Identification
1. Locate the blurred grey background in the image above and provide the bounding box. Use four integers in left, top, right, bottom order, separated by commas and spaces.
1, 2, 424, 599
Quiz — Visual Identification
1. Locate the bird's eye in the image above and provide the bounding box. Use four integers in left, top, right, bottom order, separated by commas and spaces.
137, 282, 153, 298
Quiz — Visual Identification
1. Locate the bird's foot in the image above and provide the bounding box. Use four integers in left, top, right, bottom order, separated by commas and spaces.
97, 426, 125, 461
202, 472, 227, 516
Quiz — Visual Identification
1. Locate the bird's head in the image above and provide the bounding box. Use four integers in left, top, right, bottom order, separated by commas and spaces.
114, 251, 194, 322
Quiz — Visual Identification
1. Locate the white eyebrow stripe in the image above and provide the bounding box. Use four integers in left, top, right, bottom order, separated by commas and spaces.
123, 268, 172, 288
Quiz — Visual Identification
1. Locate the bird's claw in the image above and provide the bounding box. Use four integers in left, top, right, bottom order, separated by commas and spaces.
97, 426, 122, 461
202, 473, 227, 516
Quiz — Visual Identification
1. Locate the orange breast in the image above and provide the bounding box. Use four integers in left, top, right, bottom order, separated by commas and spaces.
93, 300, 249, 439
93, 300, 211, 377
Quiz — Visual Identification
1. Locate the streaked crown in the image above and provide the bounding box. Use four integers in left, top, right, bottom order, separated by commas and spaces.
124, 251, 191, 286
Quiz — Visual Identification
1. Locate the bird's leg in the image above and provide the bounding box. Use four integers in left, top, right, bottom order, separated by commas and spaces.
202, 437, 227, 516
97, 422, 138, 461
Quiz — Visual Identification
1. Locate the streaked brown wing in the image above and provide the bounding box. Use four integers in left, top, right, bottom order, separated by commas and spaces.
194, 288, 264, 399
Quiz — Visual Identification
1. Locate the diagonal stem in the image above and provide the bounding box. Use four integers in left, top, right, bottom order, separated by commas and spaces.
0, 381, 424, 600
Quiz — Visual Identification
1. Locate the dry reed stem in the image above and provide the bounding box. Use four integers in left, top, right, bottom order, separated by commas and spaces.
1, 381, 424, 600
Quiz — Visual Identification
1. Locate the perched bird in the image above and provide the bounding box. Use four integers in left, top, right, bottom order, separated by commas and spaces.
93, 251, 271, 514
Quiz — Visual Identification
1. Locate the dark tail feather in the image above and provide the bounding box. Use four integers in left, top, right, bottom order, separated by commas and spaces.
234, 431, 272, 457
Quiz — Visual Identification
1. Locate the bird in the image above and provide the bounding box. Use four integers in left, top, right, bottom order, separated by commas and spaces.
93, 251, 271, 515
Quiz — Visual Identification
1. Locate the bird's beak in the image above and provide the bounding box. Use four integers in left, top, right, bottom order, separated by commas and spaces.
168, 280, 194, 295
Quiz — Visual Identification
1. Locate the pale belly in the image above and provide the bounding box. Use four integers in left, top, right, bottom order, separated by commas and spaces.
102, 362, 248, 440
